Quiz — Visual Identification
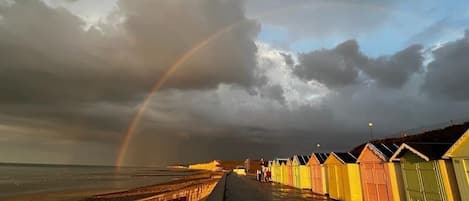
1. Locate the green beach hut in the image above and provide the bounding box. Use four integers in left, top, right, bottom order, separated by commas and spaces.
391, 142, 461, 201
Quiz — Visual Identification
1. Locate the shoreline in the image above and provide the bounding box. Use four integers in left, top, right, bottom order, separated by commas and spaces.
0, 168, 215, 201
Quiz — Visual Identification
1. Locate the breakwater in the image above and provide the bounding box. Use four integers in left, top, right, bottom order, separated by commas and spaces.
85, 172, 223, 201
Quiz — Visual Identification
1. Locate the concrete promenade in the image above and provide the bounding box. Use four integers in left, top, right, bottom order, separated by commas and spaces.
221, 173, 331, 201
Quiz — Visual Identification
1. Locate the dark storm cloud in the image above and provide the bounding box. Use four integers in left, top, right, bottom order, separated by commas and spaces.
0, 0, 264, 165
293, 40, 424, 88
117, 0, 259, 89
361, 44, 424, 88
423, 31, 469, 100
0, 0, 259, 127
293, 40, 363, 88
0, 0, 259, 104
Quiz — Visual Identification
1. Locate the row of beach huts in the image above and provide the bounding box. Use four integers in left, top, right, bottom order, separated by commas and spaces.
267, 122, 469, 201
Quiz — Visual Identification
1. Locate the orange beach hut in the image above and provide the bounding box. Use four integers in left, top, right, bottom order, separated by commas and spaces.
443, 128, 469, 200
308, 153, 329, 195
325, 152, 362, 201
357, 143, 405, 201
391, 142, 461, 201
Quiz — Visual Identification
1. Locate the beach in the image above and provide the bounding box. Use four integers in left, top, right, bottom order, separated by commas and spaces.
0, 163, 204, 201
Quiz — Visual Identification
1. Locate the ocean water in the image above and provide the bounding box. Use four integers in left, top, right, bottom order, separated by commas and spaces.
0, 163, 196, 200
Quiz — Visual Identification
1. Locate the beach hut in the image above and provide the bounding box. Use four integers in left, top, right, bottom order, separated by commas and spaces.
270, 158, 287, 184
292, 155, 311, 189
308, 153, 329, 195
357, 143, 405, 201
279, 159, 288, 185
285, 158, 294, 186
270, 160, 278, 182
325, 152, 362, 201
391, 142, 461, 201
443, 129, 469, 200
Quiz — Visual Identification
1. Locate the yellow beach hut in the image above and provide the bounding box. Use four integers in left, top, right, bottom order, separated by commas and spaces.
271, 158, 288, 184
280, 159, 289, 185
286, 157, 294, 186
308, 153, 329, 195
391, 142, 461, 201
443, 128, 469, 200
325, 152, 362, 201
357, 143, 405, 201
292, 155, 311, 189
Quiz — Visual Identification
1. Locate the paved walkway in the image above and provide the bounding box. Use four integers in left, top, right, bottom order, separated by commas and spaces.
223, 173, 332, 201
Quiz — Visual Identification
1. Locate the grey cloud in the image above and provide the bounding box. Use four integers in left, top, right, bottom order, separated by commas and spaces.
362, 44, 424, 88
280, 52, 294, 66
293, 40, 363, 88
423, 31, 469, 100
118, 0, 260, 89
259, 84, 285, 104
0, 0, 260, 106
245, 0, 395, 39
293, 40, 424, 88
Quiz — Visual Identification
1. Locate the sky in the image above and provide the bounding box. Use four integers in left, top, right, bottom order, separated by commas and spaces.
1, 0, 469, 166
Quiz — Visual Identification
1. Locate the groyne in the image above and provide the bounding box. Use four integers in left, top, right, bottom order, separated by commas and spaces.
84, 172, 223, 201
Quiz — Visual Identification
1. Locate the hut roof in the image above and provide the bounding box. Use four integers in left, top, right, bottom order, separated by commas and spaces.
358, 142, 401, 162
295, 155, 310, 165
351, 122, 469, 156
333, 152, 358, 163
276, 158, 288, 165
444, 128, 469, 158
312, 153, 329, 164
390, 142, 453, 161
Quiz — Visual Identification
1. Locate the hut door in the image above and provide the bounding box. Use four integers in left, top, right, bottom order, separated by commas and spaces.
373, 163, 389, 201
312, 165, 322, 192
419, 162, 444, 201
402, 162, 444, 201
362, 163, 390, 201
402, 162, 425, 201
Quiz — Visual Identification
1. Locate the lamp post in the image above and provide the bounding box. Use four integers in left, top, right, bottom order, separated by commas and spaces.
368, 122, 374, 141
316, 143, 321, 152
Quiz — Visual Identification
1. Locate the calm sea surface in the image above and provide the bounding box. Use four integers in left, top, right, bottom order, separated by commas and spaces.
0, 163, 196, 200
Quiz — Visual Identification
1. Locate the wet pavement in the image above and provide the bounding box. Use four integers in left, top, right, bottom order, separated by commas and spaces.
224, 173, 332, 201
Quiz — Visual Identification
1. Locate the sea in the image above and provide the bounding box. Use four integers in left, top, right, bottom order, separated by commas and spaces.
0, 162, 196, 201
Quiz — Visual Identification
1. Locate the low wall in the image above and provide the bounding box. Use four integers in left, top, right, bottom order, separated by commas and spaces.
85, 172, 223, 201
204, 172, 228, 201
139, 179, 218, 201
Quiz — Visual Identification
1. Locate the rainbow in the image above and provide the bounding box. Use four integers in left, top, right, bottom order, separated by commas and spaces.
114, 1, 443, 169
115, 23, 240, 168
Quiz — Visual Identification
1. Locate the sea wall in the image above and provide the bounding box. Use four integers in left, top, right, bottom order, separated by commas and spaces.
139, 178, 219, 201
85, 172, 223, 201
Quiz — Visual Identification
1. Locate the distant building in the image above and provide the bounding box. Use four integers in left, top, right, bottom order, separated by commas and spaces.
244, 158, 262, 174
